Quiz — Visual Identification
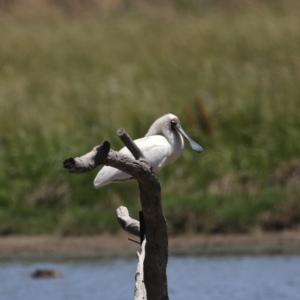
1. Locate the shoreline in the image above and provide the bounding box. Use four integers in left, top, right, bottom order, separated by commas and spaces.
0, 231, 300, 259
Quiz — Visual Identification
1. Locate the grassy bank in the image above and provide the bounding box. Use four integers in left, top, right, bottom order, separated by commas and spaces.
1, 0, 300, 235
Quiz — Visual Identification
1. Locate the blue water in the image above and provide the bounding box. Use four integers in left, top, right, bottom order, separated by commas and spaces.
0, 255, 299, 300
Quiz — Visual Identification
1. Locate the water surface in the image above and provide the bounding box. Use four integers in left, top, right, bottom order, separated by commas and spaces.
0, 255, 299, 300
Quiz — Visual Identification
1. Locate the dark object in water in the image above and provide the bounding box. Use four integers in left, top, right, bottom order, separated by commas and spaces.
31, 269, 63, 279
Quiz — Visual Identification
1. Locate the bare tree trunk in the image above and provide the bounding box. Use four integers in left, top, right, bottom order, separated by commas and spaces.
63, 129, 169, 300
138, 182, 169, 299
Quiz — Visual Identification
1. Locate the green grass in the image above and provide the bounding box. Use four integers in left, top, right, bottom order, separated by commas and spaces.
1, 1, 300, 235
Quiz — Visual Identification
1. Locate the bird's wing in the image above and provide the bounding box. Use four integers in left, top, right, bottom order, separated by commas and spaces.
93, 147, 135, 188
137, 136, 171, 171
93, 136, 170, 188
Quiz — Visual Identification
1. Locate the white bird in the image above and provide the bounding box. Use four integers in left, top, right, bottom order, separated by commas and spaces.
93, 113, 203, 188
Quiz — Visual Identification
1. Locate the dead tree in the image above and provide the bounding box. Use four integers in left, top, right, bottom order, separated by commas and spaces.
63, 128, 169, 300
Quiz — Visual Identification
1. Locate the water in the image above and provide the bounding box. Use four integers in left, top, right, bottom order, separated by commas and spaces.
0, 255, 300, 300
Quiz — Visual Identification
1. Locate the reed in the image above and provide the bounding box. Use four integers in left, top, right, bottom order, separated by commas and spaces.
1, 0, 300, 234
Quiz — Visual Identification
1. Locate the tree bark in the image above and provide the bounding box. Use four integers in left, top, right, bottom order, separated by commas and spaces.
63, 129, 169, 300
116, 206, 140, 238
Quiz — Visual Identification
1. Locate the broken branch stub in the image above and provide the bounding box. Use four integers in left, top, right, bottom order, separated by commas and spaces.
116, 206, 140, 238
117, 128, 145, 160
63, 141, 110, 173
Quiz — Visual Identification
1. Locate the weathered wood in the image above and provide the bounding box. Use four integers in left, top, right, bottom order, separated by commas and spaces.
134, 238, 147, 300
64, 142, 151, 185
138, 182, 169, 300
117, 128, 146, 160
63, 141, 110, 173
116, 206, 140, 237
63, 129, 169, 300
116, 206, 146, 299
139, 211, 146, 244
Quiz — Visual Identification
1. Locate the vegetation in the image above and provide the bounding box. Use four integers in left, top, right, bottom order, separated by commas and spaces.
0, 0, 300, 235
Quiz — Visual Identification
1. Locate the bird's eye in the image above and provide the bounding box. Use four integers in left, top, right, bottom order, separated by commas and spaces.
171, 119, 177, 129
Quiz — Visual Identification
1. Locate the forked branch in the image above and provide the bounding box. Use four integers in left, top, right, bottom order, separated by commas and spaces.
63, 128, 169, 300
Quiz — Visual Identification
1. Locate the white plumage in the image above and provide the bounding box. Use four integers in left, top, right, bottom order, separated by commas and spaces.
93, 113, 203, 188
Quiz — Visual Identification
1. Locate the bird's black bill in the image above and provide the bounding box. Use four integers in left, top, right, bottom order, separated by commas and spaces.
175, 125, 203, 153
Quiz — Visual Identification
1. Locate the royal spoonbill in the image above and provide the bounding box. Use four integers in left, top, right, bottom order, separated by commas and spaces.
94, 113, 203, 188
